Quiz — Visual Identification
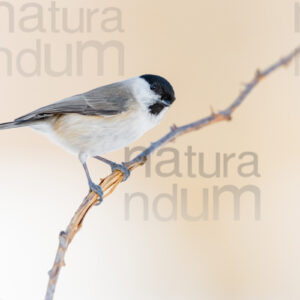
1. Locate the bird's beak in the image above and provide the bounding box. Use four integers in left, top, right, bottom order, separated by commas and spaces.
159, 99, 171, 107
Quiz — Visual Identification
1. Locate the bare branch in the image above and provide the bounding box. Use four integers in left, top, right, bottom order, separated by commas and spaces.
45, 46, 300, 300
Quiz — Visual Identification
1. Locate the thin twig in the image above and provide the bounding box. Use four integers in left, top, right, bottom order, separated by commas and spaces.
45, 46, 300, 300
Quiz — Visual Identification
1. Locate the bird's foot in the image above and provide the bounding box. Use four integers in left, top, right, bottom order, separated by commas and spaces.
111, 162, 131, 182
89, 182, 104, 205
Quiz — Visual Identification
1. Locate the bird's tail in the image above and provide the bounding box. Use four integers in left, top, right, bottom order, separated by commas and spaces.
0, 121, 28, 130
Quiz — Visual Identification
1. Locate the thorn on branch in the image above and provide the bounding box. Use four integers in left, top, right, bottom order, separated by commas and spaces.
222, 113, 232, 121
170, 124, 178, 132
169, 124, 178, 143
210, 106, 217, 117
255, 69, 265, 82
226, 114, 232, 121
59, 231, 68, 249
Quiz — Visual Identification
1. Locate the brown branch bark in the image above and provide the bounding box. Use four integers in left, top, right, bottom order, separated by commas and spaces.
45, 46, 300, 300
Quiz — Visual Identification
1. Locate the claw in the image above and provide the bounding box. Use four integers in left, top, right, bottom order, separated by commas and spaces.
111, 162, 131, 182
89, 182, 104, 205
93, 156, 131, 182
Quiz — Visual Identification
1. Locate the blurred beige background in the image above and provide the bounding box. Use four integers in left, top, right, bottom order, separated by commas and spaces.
0, 0, 299, 299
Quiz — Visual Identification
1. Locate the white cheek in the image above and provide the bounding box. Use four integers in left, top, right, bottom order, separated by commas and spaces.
130, 77, 160, 106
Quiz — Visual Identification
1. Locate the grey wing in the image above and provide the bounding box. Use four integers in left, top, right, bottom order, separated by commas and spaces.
15, 82, 135, 123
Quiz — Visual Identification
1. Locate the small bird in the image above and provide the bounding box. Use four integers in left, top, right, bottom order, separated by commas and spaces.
0, 75, 176, 201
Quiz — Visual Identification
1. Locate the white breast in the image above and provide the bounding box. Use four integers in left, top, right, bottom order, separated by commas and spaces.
30, 104, 164, 161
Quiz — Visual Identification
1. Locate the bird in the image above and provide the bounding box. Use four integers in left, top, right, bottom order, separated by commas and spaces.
0, 74, 176, 202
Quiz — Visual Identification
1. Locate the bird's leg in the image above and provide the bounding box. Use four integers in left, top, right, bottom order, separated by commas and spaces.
94, 156, 130, 182
82, 162, 103, 204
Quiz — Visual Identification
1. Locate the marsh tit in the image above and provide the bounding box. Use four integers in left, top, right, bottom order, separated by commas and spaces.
0, 75, 176, 201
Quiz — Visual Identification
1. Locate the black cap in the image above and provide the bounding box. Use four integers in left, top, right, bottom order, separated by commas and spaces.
140, 74, 176, 105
